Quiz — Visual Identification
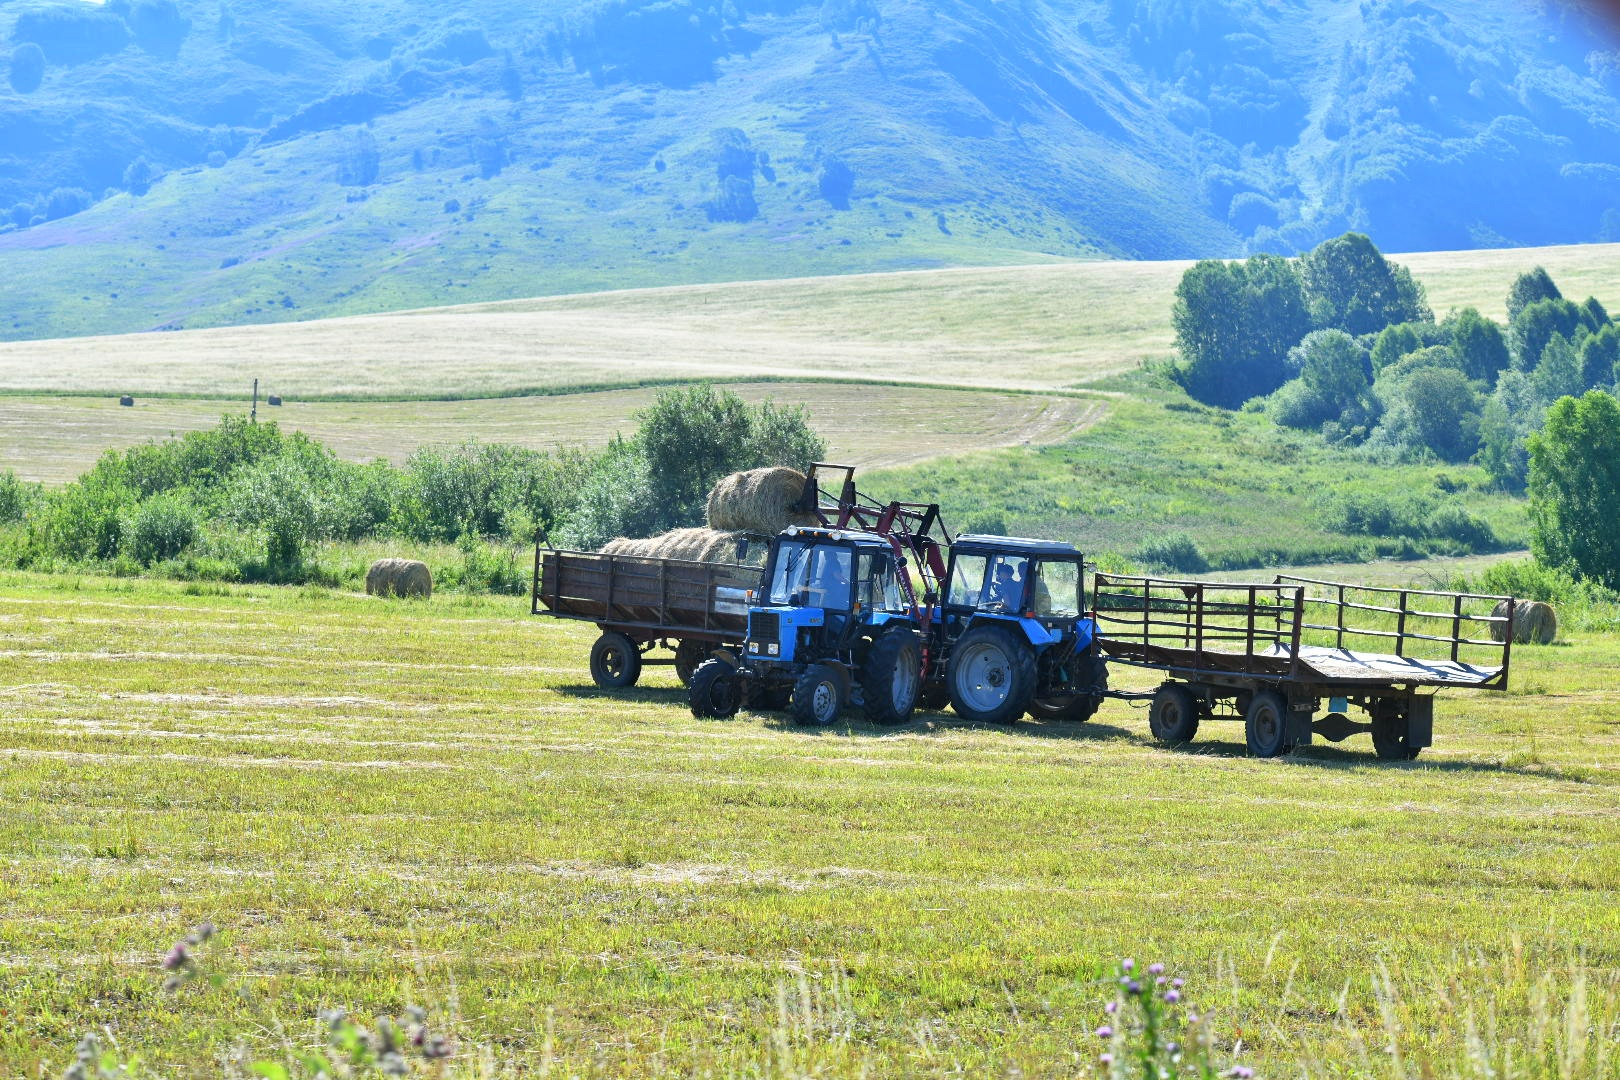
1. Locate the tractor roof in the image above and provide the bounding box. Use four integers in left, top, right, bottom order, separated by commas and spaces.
951, 534, 1081, 557
778, 526, 894, 550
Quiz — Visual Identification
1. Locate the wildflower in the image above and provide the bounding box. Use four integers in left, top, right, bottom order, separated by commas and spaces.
1172, 978, 1184, 989
1156, 976, 1167, 986
421, 1034, 454, 1060
161, 943, 189, 971
1228, 1068, 1254, 1079
1164, 990, 1181, 1004
1188, 1012, 1200, 1024
1096, 1025, 1113, 1038
1104, 1001, 1118, 1014
1099, 1053, 1113, 1065
1125, 980, 1142, 995
1121, 959, 1135, 972
379, 1051, 408, 1077
1148, 963, 1164, 975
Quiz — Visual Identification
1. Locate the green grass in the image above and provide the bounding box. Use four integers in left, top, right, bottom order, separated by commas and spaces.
866, 378, 1529, 568
0, 570, 1616, 1076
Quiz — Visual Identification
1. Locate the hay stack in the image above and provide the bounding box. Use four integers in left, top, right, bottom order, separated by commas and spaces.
1490, 599, 1557, 645
366, 558, 432, 599
600, 527, 746, 563
706, 467, 817, 535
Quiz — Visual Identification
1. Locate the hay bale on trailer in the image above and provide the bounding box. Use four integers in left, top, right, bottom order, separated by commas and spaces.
1490, 599, 1557, 645
366, 558, 432, 599
706, 467, 817, 535
600, 528, 747, 563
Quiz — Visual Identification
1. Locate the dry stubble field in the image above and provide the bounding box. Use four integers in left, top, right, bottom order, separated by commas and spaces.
1, 573, 1617, 1076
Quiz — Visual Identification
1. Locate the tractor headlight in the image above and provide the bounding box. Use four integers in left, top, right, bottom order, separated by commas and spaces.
767, 643, 779, 656
749, 642, 761, 653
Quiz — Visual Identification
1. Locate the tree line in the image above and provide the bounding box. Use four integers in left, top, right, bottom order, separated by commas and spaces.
1172, 236, 1620, 589
0, 385, 823, 590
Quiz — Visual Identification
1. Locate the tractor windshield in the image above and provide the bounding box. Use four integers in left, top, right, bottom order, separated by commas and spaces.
947, 552, 1029, 612
768, 541, 853, 611
859, 551, 906, 613
1030, 559, 1083, 618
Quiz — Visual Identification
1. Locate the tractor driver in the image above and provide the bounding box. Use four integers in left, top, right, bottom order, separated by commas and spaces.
808, 548, 853, 609
984, 560, 1023, 611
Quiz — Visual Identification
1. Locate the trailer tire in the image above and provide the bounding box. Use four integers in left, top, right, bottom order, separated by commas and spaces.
673, 639, 709, 686
792, 663, 847, 727
947, 624, 1036, 724
862, 629, 922, 725
1371, 704, 1422, 761
1245, 690, 1292, 758
1028, 655, 1107, 722
1149, 683, 1200, 744
589, 631, 642, 688
689, 658, 741, 719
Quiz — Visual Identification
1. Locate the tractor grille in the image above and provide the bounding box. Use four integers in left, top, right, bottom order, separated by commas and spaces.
749, 610, 781, 647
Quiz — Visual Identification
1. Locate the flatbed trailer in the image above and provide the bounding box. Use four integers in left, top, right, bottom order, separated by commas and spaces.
531, 547, 763, 688
1091, 573, 1514, 760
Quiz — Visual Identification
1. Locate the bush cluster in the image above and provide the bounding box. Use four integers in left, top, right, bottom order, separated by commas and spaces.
0, 385, 824, 592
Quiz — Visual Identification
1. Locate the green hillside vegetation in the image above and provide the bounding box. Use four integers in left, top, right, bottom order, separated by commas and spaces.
1, 0, 1618, 340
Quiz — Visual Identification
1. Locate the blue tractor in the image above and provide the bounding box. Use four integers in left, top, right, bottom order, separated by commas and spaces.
688, 527, 927, 725
933, 535, 1108, 724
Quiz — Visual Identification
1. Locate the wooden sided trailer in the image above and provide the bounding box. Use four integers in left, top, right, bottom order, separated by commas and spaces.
1091, 573, 1514, 760
531, 547, 764, 689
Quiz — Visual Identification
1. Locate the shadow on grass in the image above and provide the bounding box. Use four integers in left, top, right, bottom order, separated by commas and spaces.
1157, 728, 1604, 782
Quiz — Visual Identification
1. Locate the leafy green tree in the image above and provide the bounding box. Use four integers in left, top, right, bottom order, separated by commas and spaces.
1581, 296, 1610, 329
1292, 329, 1371, 407
1531, 334, 1584, 403
123, 158, 158, 197
1443, 307, 1511, 383
1369, 322, 1422, 374
1580, 323, 1620, 390
1505, 266, 1561, 323
1375, 365, 1481, 462
1298, 232, 1431, 336
1171, 253, 1311, 408
1475, 371, 1539, 491
1510, 298, 1585, 369
1528, 391, 1620, 589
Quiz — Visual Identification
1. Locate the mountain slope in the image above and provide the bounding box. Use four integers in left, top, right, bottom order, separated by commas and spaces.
0, 0, 1616, 340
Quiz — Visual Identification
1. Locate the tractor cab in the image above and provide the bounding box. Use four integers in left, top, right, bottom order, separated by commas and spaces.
935, 535, 1106, 724
747, 528, 911, 664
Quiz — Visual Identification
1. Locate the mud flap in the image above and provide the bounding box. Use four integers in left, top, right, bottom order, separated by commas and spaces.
1408, 696, 1434, 748
1286, 698, 1314, 747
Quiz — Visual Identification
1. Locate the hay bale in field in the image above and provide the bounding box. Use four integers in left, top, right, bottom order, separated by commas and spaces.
118, 395, 134, 407
1490, 599, 1557, 645
706, 467, 817, 535
598, 527, 746, 563
366, 558, 432, 599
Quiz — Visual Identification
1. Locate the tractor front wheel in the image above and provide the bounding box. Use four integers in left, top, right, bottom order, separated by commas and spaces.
947, 624, 1036, 724
791, 663, 848, 727
689, 658, 741, 719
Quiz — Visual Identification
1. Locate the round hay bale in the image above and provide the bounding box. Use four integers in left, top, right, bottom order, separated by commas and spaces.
706, 467, 816, 535
118, 395, 134, 407
366, 558, 432, 599
267, 394, 283, 406
1490, 599, 1558, 645
598, 528, 746, 563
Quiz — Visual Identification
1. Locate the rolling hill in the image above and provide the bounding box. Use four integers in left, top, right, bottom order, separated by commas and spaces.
0, 0, 1617, 340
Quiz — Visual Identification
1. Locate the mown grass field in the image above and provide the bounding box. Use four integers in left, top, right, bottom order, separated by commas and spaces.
1, 572, 1617, 1076
0, 384, 1105, 484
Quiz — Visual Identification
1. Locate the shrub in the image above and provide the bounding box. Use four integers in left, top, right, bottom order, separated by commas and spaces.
962, 512, 1007, 536
1425, 503, 1499, 551
124, 493, 200, 565
1320, 490, 1432, 538
224, 458, 319, 580
0, 470, 38, 524
1528, 390, 1620, 590
38, 477, 132, 561
1136, 532, 1209, 574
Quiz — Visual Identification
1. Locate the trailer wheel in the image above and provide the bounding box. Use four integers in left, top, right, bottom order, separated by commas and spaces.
947, 624, 1036, 724
589, 631, 642, 688
689, 658, 741, 719
1371, 704, 1422, 761
792, 663, 847, 727
1245, 691, 1292, 758
862, 629, 922, 725
1149, 683, 1200, 744
673, 639, 710, 686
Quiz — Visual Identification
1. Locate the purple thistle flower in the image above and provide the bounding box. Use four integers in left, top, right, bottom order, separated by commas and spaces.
1121, 958, 1135, 972
1156, 976, 1167, 986
1148, 963, 1164, 975
161, 943, 188, 971
1188, 1012, 1200, 1024
1105, 1001, 1118, 1014
1126, 980, 1142, 995
1164, 990, 1181, 1004
1096, 1025, 1113, 1038
1228, 1068, 1254, 1079
1099, 1053, 1113, 1066
1172, 978, 1184, 989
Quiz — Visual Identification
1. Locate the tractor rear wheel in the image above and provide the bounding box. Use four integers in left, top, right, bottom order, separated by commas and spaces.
689, 658, 741, 719
1245, 690, 1291, 758
1149, 683, 1200, 744
791, 663, 847, 727
589, 631, 641, 689
947, 624, 1036, 724
862, 629, 922, 725
1028, 657, 1107, 722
